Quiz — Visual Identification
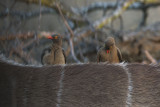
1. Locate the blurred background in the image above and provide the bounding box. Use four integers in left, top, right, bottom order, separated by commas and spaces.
0, 0, 160, 65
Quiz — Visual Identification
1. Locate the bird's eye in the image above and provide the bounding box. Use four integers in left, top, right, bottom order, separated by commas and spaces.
54, 36, 58, 39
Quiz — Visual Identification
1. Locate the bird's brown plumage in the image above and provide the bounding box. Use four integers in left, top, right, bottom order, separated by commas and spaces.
41, 34, 66, 65
97, 37, 122, 63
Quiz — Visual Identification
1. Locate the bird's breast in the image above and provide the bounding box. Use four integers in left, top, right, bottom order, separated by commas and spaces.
54, 49, 65, 64
100, 51, 111, 61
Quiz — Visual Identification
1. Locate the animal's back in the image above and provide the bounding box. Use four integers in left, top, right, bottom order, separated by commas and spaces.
1, 58, 160, 107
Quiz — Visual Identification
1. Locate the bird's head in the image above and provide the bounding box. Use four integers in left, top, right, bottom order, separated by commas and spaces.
104, 37, 115, 50
47, 34, 62, 45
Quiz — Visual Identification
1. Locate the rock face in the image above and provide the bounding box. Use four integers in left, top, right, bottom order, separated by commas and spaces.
0, 59, 160, 107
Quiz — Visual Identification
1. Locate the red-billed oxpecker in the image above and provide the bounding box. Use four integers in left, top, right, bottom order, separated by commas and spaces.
97, 37, 122, 63
41, 34, 66, 65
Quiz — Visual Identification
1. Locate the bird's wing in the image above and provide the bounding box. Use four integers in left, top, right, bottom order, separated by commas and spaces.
62, 49, 66, 64
41, 47, 51, 65
117, 48, 122, 62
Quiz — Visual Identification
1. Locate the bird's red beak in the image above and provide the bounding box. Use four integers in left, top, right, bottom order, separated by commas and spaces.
47, 35, 53, 39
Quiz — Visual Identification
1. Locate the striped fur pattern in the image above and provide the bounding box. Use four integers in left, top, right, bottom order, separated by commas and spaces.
0, 58, 160, 107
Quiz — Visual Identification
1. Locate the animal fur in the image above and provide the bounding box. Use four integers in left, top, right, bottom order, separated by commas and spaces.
0, 58, 160, 107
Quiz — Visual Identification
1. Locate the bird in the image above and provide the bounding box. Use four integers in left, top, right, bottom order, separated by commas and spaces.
97, 37, 122, 63
41, 34, 66, 65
